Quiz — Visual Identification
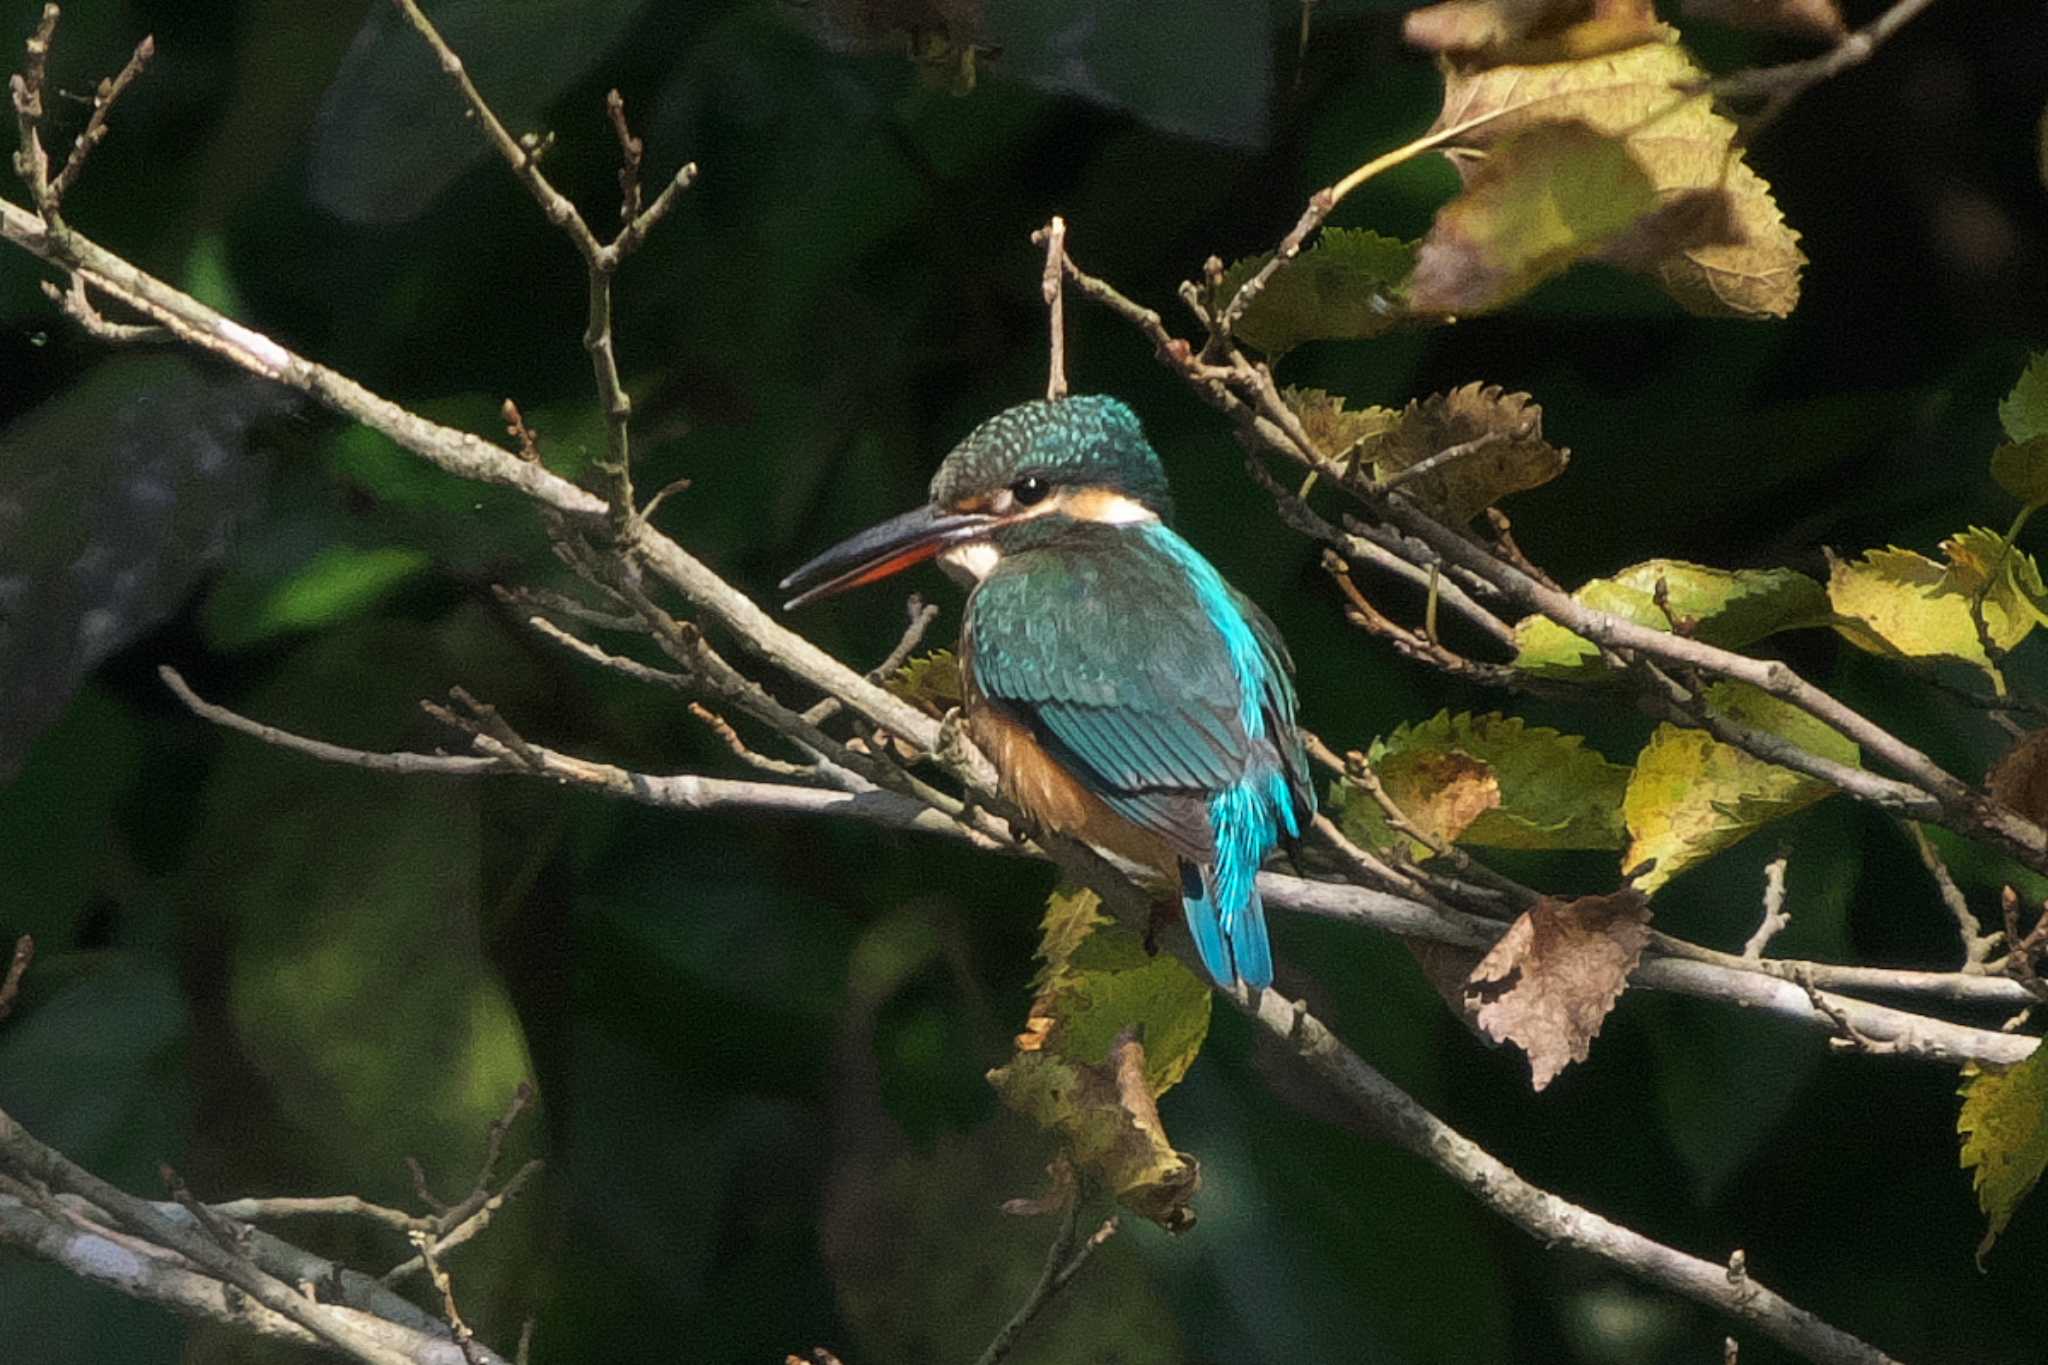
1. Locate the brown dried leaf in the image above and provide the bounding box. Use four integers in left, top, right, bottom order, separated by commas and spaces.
1988, 730, 2048, 827
1358, 383, 1568, 523
1405, 0, 1664, 68
1468, 889, 1652, 1090
1679, 0, 1846, 42
1381, 748, 1502, 847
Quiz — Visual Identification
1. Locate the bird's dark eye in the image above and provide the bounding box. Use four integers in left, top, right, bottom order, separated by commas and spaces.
1011, 475, 1052, 506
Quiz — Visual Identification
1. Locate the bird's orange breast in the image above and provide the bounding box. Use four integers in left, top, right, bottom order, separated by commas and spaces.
964, 690, 1179, 879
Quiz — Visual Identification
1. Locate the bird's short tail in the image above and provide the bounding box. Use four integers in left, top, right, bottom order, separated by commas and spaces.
1180, 861, 1272, 989
1178, 774, 1297, 990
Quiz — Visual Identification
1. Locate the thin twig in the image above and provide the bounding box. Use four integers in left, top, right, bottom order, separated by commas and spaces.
971, 1199, 1118, 1365
1032, 216, 1068, 401
1901, 821, 2000, 969
1711, 0, 1943, 137
0, 934, 32, 1023
47, 30, 153, 202
1742, 849, 1791, 961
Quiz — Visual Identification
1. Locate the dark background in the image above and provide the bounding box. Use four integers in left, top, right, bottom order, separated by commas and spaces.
3, 1, 2046, 1361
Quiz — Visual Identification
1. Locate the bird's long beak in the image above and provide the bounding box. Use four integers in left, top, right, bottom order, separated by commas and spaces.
780, 503, 996, 610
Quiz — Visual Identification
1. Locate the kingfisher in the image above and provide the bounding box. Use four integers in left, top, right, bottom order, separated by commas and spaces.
780, 396, 1314, 992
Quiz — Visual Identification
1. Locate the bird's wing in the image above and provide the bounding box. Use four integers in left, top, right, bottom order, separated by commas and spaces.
1232, 585, 1316, 833
965, 538, 1276, 859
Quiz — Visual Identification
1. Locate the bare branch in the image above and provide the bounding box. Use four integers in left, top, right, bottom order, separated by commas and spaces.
1248, 990, 1904, 1365
1031, 216, 1068, 401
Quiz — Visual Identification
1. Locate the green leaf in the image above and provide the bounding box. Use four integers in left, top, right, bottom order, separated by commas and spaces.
1331, 710, 1630, 853
1991, 436, 2048, 508
1513, 561, 1830, 678
1027, 887, 1212, 1095
1407, 120, 1661, 316
1958, 1041, 2048, 1265
1622, 681, 1857, 893
1429, 27, 1804, 318
1827, 529, 2048, 679
206, 545, 431, 652
886, 650, 966, 718
1999, 352, 2048, 444
1217, 228, 1416, 358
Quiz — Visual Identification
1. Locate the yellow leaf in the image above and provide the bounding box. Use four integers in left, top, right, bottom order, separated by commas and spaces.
1991, 436, 2048, 509
1958, 1041, 2048, 1265
1622, 681, 1856, 893
886, 650, 965, 717
1431, 26, 1805, 318
1827, 529, 2048, 679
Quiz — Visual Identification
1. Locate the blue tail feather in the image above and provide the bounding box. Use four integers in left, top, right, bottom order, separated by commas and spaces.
1177, 776, 1293, 991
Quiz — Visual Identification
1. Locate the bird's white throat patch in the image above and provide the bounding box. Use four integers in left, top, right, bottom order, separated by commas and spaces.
940, 541, 1002, 582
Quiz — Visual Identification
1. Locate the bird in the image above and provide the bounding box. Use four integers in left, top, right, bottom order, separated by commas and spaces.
780, 395, 1313, 992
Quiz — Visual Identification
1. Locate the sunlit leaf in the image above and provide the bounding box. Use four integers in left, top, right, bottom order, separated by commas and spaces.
1513, 560, 1829, 677
1999, 352, 2048, 444
1958, 1041, 2048, 1265
1622, 681, 1857, 893
1404, 0, 1664, 67
1827, 529, 2048, 678
1408, 120, 1661, 316
1430, 26, 1805, 318
1468, 888, 1651, 1090
1331, 710, 1629, 854
1217, 229, 1416, 358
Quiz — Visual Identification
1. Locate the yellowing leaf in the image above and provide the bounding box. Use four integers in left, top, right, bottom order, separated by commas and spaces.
887, 649, 965, 717
1513, 560, 1829, 678
1285, 387, 1399, 467
990, 889, 1213, 1229
989, 1033, 1201, 1233
2000, 352, 2048, 444
1468, 889, 1652, 1090
1991, 437, 2048, 509
1958, 1042, 2048, 1265
1332, 710, 1629, 855
1430, 27, 1805, 318
1827, 529, 2048, 679
1217, 229, 1416, 358
1622, 681, 1857, 893
1408, 120, 1662, 316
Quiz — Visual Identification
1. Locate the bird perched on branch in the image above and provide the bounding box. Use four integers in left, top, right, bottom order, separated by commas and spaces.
781, 396, 1313, 991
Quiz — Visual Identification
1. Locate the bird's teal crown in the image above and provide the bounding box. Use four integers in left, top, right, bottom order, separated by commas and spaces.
930, 395, 1175, 522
